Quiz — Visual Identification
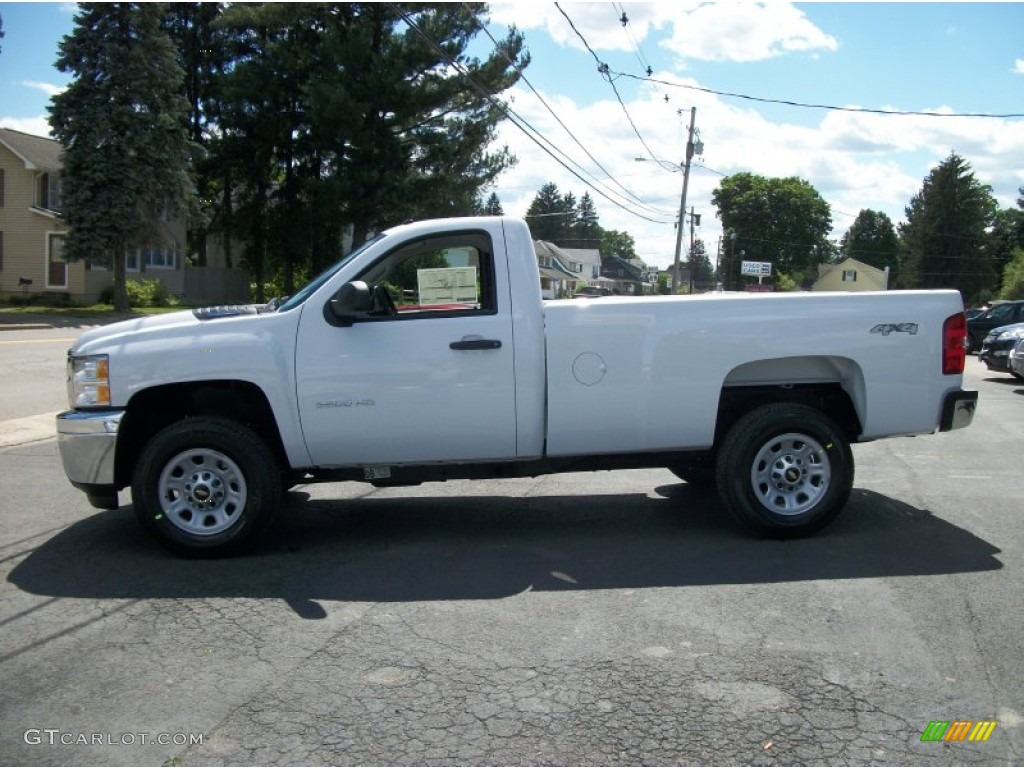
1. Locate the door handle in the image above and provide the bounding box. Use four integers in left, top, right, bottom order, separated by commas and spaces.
450, 338, 502, 350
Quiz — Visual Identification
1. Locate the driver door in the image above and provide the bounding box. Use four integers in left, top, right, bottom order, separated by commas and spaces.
294, 229, 518, 467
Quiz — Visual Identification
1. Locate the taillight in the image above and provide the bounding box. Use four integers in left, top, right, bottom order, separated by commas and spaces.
943, 313, 966, 374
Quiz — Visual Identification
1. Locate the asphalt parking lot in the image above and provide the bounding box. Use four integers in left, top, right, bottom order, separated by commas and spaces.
0, 349, 1021, 766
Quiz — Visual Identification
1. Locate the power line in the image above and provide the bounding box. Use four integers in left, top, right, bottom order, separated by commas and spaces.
612, 2, 652, 77
554, 2, 665, 163
469, 10, 674, 218
613, 69, 1024, 120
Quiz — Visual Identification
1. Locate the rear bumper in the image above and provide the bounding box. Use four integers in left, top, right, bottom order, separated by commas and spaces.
56, 409, 124, 488
939, 390, 978, 432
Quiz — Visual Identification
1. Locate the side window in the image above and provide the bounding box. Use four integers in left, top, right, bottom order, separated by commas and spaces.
357, 231, 496, 319
989, 304, 1013, 323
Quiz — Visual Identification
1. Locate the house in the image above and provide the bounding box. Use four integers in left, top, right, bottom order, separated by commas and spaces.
534, 240, 584, 299
601, 254, 648, 295
0, 127, 246, 305
812, 257, 889, 292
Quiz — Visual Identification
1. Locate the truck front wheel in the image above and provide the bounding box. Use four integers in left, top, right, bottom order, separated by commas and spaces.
131, 417, 282, 556
715, 403, 853, 538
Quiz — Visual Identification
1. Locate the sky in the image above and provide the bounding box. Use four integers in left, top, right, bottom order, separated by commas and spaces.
1, 2, 1022, 270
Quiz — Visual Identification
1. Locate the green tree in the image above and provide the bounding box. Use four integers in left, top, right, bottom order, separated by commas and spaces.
712, 173, 832, 291
526, 182, 567, 241
480, 191, 504, 215
163, 3, 232, 269
985, 187, 1024, 286
600, 229, 638, 262
306, 3, 526, 247
841, 209, 899, 273
573, 191, 600, 248
898, 152, 997, 302
49, 2, 194, 313
689, 238, 713, 288
998, 248, 1024, 300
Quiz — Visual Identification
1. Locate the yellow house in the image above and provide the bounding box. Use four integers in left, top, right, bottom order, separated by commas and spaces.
812, 257, 890, 292
0, 127, 187, 304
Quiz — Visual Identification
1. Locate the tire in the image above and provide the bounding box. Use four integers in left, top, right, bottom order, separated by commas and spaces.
131, 417, 283, 556
715, 403, 854, 538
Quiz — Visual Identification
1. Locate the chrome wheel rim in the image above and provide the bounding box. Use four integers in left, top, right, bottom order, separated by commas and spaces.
157, 448, 247, 536
751, 432, 831, 516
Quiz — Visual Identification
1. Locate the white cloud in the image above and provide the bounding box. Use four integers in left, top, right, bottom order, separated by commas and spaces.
21, 80, 65, 98
0, 116, 54, 138
657, 2, 839, 63
1013, 58, 1024, 75
488, 1, 837, 63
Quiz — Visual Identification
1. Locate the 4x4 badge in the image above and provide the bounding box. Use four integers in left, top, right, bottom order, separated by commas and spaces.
871, 323, 919, 336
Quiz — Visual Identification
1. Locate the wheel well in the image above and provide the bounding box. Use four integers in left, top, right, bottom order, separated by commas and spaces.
114, 381, 287, 488
715, 383, 862, 448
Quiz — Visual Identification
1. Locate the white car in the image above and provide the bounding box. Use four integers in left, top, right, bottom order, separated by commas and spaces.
1009, 336, 1024, 379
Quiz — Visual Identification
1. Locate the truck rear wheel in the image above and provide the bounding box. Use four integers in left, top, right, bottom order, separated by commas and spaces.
715, 403, 853, 538
131, 417, 282, 556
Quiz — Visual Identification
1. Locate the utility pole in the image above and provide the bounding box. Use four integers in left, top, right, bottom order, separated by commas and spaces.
671, 107, 697, 294
688, 206, 699, 293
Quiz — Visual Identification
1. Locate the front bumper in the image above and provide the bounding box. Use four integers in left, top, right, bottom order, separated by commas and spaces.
939, 390, 978, 432
56, 409, 124, 488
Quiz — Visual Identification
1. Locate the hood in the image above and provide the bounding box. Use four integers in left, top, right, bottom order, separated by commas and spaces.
71, 307, 265, 355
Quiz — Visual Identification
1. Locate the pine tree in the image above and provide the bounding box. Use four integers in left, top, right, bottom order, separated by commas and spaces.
898, 153, 997, 301
526, 183, 566, 242
574, 192, 600, 248
483, 192, 504, 215
49, 3, 194, 313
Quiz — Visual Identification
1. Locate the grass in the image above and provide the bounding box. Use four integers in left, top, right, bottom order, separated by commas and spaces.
0, 303, 190, 318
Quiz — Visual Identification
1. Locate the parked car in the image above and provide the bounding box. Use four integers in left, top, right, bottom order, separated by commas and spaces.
1009, 337, 1024, 379
978, 322, 1024, 378
966, 300, 1024, 353
575, 286, 613, 298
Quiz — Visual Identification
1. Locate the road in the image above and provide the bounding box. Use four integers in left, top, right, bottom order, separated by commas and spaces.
0, 322, 1021, 766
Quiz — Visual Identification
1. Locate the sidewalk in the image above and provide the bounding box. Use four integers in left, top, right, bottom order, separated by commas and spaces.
0, 411, 60, 448
0, 312, 132, 331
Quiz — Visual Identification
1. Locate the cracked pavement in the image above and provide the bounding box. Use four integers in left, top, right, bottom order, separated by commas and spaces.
1, 358, 1021, 766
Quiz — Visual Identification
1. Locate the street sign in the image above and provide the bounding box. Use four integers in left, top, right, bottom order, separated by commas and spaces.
741, 260, 772, 277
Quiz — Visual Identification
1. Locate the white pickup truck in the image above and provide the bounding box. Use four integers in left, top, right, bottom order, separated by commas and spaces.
57, 216, 977, 555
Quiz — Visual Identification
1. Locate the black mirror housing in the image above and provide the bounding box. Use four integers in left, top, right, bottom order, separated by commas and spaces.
325, 281, 372, 326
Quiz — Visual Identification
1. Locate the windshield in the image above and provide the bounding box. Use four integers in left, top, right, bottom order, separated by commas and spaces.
276, 233, 387, 313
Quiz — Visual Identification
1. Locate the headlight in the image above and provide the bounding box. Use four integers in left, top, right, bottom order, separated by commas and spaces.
997, 329, 1024, 341
68, 354, 111, 407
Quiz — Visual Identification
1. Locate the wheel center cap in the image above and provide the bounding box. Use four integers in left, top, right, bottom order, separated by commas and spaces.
784, 468, 802, 483
193, 484, 212, 503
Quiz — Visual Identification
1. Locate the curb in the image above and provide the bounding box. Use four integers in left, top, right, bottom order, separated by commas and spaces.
0, 412, 60, 449
0, 324, 54, 332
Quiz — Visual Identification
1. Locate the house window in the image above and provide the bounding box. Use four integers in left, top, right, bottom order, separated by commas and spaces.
116, 246, 176, 271
38, 173, 62, 212
47, 233, 67, 288
842, 270, 857, 282
0, 169, 5, 207
145, 246, 176, 269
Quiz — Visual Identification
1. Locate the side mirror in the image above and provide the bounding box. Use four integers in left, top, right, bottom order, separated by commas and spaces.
325, 281, 372, 327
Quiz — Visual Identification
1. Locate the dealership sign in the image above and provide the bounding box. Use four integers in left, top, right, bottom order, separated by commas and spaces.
741, 260, 772, 277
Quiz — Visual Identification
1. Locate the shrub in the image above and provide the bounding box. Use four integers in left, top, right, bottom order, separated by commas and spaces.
99, 279, 178, 308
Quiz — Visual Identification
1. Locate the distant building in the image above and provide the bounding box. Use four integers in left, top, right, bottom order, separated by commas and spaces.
812, 257, 889, 292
